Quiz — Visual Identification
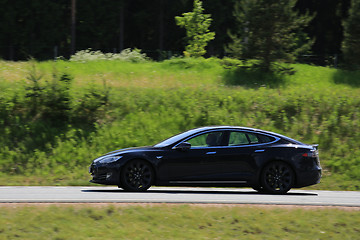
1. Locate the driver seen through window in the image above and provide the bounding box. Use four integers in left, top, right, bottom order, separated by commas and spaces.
187, 132, 223, 147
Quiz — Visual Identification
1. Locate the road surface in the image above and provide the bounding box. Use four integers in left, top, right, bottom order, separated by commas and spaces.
0, 186, 359, 206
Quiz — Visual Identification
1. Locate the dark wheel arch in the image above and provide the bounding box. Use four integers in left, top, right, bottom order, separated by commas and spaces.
260, 160, 295, 194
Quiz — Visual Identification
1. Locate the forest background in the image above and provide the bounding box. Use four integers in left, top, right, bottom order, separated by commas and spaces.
0, 0, 351, 64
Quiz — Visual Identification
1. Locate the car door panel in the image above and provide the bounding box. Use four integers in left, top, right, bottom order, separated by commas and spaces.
157, 148, 223, 181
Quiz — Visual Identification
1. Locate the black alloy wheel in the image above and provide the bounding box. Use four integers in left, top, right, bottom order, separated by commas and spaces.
261, 161, 294, 194
121, 159, 154, 192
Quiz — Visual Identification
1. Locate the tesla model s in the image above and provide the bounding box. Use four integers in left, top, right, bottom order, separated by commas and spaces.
89, 126, 321, 194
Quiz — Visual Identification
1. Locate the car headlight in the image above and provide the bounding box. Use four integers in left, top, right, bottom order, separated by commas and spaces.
97, 156, 123, 164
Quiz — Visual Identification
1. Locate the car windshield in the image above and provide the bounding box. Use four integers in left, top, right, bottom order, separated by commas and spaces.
154, 128, 202, 148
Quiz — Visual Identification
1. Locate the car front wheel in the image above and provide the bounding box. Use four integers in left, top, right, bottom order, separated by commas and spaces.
120, 159, 154, 192
261, 161, 294, 194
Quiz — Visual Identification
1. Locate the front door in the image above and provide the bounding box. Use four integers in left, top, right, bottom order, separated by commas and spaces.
158, 131, 226, 181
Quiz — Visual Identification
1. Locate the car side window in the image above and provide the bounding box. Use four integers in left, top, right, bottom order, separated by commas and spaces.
229, 132, 249, 145
247, 133, 260, 143
187, 132, 224, 148
257, 134, 275, 143
228, 131, 261, 146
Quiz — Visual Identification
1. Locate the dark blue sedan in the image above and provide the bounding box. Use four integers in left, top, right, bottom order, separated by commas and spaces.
89, 126, 321, 194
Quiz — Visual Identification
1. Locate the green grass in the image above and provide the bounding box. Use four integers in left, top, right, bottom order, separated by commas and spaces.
0, 58, 224, 89
0, 58, 360, 190
0, 204, 359, 239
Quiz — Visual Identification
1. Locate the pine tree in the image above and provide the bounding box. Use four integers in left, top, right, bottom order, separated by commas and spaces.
227, 0, 313, 72
175, 0, 215, 57
342, 0, 360, 69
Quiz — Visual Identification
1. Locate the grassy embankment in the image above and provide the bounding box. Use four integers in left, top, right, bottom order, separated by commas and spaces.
0, 58, 360, 190
0, 204, 359, 239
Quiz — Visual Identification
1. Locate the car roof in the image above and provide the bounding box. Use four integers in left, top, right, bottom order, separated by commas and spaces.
190, 125, 270, 133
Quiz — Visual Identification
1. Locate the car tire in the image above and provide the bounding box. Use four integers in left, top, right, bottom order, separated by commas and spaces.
261, 161, 294, 194
120, 159, 154, 192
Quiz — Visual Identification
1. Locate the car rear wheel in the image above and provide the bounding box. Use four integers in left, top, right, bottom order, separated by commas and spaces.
121, 159, 153, 192
261, 161, 294, 194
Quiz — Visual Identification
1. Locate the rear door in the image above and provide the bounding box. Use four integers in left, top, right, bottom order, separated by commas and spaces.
216, 131, 259, 180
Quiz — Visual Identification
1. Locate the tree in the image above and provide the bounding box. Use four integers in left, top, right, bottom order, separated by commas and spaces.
71, 0, 76, 55
0, 0, 68, 60
227, 0, 313, 72
342, 0, 360, 69
296, 0, 349, 63
175, 0, 215, 57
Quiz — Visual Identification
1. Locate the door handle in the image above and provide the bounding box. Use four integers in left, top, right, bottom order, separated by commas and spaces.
206, 151, 217, 155
255, 149, 265, 153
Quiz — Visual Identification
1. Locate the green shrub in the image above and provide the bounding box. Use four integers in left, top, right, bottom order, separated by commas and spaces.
70, 48, 148, 63
73, 79, 110, 124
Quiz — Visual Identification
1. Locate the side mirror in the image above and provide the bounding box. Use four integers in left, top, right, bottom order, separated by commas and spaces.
174, 142, 191, 151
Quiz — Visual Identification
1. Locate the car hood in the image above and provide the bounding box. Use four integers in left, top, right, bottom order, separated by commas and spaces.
95, 146, 155, 159
92, 146, 157, 164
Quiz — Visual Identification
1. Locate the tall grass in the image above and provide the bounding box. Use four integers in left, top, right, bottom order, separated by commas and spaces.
0, 59, 359, 189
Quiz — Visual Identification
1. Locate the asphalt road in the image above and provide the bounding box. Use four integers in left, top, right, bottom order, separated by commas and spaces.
0, 186, 359, 206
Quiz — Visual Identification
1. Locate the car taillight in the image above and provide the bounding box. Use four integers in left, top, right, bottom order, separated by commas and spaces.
302, 151, 318, 158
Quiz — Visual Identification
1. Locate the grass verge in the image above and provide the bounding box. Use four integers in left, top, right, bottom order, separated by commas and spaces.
0, 204, 359, 239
